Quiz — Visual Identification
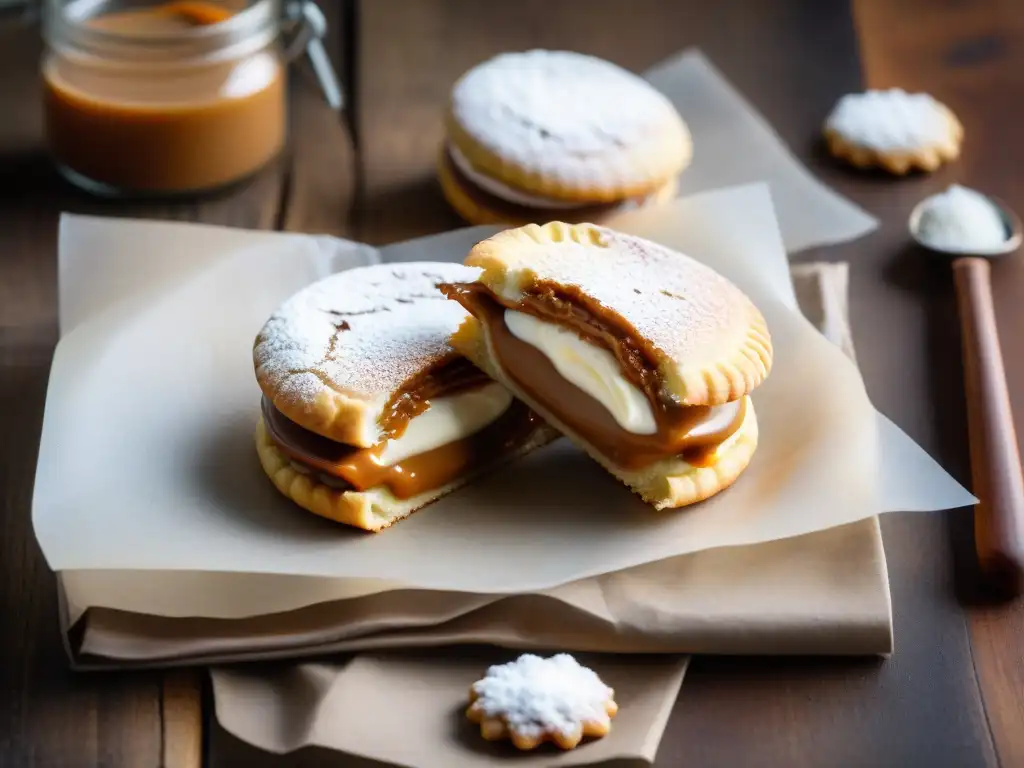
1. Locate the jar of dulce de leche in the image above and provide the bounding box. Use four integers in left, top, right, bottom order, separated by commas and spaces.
41, 0, 313, 196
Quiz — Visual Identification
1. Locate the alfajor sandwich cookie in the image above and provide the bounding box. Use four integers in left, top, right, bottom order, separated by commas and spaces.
440, 50, 691, 226
441, 222, 773, 510
254, 262, 556, 531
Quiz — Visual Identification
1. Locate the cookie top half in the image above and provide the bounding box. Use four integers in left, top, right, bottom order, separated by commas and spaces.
462, 222, 772, 406
447, 50, 692, 203
254, 262, 482, 446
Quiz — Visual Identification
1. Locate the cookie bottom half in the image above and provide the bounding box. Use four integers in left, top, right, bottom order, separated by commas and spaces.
437, 145, 677, 227
255, 417, 557, 531
824, 128, 963, 175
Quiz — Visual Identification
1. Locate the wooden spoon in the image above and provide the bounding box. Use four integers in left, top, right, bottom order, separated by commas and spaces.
910, 192, 1024, 597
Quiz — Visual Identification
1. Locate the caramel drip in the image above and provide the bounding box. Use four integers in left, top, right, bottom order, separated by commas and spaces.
380, 355, 492, 438
262, 398, 540, 500
439, 283, 745, 470
443, 282, 672, 409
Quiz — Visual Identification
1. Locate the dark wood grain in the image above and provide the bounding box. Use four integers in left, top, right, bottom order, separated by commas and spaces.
0, 15, 166, 768
0, 2, 355, 765
855, 1, 1024, 763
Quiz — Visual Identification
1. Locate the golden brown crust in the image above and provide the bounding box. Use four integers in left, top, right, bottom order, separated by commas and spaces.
444, 110, 689, 204
437, 145, 678, 227
466, 687, 618, 751
452, 317, 759, 510
252, 262, 481, 446
254, 375, 379, 450
823, 115, 963, 175
459, 221, 773, 407
255, 416, 559, 531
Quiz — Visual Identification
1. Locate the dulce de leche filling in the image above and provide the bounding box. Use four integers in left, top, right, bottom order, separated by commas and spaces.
262, 393, 540, 501
379, 356, 490, 439
440, 282, 746, 470
43, 2, 286, 194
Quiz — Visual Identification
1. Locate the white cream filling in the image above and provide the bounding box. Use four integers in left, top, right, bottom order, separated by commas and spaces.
504, 310, 743, 442
376, 381, 513, 466
686, 399, 743, 440
447, 143, 587, 210
504, 309, 658, 434
678, 406, 747, 469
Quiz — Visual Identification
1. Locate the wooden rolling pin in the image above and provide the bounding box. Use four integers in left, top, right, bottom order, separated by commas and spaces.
952, 255, 1024, 597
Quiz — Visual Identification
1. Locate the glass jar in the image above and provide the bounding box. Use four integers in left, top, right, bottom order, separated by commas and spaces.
42, 0, 289, 196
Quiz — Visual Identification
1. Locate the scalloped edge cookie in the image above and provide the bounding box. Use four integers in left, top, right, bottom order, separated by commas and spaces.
451, 317, 759, 510
466, 653, 618, 751
823, 89, 964, 175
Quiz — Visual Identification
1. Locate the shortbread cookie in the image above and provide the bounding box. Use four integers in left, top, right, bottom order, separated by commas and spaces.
253, 262, 556, 531
824, 89, 963, 175
437, 144, 679, 227
441, 50, 691, 223
440, 222, 772, 510
466, 654, 618, 751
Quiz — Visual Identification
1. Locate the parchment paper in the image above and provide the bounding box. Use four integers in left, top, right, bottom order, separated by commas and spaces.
33, 185, 973, 618
644, 50, 878, 253
64, 260, 893, 670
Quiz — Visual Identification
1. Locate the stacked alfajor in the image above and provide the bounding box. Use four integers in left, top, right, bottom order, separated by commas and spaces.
438, 50, 692, 226
253, 262, 557, 531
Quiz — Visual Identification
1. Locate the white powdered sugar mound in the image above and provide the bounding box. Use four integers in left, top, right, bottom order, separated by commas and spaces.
470, 654, 614, 739
826, 89, 956, 152
451, 50, 687, 189
915, 184, 1008, 252
254, 262, 481, 404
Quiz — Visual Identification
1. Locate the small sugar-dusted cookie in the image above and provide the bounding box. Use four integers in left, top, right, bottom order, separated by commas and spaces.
466, 654, 618, 751
440, 221, 770, 511
824, 88, 963, 175
440, 49, 691, 225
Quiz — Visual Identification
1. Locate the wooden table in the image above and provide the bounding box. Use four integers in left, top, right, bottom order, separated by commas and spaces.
2, 1, 1022, 765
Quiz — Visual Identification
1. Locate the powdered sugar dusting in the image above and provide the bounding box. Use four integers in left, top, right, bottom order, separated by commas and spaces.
452, 50, 688, 189
488, 227, 763, 371
826, 89, 957, 152
470, 654, 614, 739
254, 262, 481, 404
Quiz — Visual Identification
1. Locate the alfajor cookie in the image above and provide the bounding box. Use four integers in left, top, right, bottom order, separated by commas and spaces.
253, 262, 556, 531
440, 222, 772, 511
440, 49, 691, 225
824, 88, 963, 175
